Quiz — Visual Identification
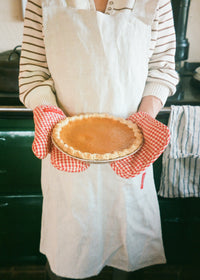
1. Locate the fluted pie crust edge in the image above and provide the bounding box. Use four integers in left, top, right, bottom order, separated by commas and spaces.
52, 113, 143, 161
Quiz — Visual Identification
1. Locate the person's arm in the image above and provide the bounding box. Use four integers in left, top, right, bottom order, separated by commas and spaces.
19, 0, 57, 109
139, 0, 179, 117
138, 96, 162, 118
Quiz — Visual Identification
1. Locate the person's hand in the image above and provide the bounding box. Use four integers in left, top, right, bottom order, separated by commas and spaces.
110, 112, 170, 179
32, 105, 89, 172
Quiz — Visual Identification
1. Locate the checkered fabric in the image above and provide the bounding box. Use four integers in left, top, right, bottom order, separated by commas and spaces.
51, 145, 90, 172
32, 105, 66, 159
32, 105, 90, 172
110, 112, 170, 179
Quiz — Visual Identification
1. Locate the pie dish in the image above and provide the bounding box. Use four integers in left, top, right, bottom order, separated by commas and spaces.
52, 113, 143, 161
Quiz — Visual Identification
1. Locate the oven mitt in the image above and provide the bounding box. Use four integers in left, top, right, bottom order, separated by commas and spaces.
32, 105, 89, 172
110, 112, 170, 179
50, 144, 89, 172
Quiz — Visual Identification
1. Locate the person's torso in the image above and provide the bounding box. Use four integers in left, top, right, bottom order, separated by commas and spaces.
41, 0, 159, 117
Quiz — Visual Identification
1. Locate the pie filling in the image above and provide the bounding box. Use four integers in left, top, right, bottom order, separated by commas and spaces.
52, 114, 143, 161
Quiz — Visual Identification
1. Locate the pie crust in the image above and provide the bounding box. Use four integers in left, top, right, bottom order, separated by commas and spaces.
52, 113, 143, 161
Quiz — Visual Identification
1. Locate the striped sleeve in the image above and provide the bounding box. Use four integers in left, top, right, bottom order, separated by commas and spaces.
143, 0, 179, 105
19, 0, 57, 109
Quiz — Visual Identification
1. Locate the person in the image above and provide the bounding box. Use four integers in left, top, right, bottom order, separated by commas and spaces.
19, 0, 179, 279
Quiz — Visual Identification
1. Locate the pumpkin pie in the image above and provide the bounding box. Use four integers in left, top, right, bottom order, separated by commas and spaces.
52, 113, 143, 161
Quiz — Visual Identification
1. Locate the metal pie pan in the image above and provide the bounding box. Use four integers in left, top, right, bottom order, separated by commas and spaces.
52, 138, 143, 164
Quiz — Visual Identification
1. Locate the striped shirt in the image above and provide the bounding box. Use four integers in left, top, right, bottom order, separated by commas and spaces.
19, 0, 179, 109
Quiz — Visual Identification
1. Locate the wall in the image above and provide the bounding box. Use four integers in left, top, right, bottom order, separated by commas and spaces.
186, 0, 200, 62
0, 0, 23, 52
0, 0, 200, 62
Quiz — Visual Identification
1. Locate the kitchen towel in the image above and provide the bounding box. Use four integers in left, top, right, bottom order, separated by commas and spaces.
158, 105, 200, 198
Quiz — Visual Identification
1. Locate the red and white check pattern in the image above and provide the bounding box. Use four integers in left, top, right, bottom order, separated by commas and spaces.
110, 112, 170, 179
32, 105, 89, 172
51, 145, 90, 172
32, 105, 66, 159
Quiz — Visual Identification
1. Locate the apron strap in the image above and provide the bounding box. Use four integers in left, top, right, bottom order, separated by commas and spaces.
44, 0, 91, 10
133, 0, 159, 25
67, 0, 91, 9
88, 0, 96, 11
42, 0, 67, 7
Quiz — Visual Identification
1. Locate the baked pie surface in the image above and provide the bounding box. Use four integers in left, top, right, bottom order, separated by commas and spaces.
52, 113, 143, 161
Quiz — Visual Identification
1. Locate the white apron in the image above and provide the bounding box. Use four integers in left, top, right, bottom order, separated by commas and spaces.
40, 0, 166, 278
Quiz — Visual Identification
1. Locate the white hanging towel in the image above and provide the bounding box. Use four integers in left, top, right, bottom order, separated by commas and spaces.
158, 105, 200, 198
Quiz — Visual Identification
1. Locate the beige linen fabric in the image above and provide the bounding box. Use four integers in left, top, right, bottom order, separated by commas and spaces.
35, 0, 166, 278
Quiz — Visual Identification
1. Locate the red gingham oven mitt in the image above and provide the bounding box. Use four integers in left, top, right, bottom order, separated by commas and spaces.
110, 112, 170, 179
32, 105, 89, 172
